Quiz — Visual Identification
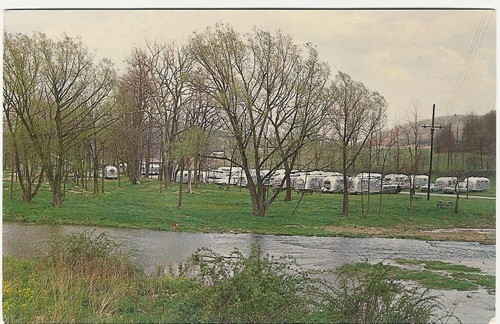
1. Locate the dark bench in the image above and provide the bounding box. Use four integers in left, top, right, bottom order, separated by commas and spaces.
437, 200, 454, 208
297, 189, 314, 195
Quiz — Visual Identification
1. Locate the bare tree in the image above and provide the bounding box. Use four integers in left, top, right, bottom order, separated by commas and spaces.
402, 106, 424, 214
3, 33, 46, 202
115, 49, 152, 185
462, 111, 495, 173
4, 33, 115, 206
143, 41, 193, 186
327, 71, 387, 217
377, 128, 396, 216
189, 25, 331, 216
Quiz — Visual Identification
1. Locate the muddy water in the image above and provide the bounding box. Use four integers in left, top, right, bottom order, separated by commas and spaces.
2, 223, 495, 323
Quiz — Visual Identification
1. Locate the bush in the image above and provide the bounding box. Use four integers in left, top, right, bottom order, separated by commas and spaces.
183, 245, 323, 323
47, 230, 139, 279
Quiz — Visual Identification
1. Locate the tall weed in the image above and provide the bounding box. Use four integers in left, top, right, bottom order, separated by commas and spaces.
3, 231, 145, 322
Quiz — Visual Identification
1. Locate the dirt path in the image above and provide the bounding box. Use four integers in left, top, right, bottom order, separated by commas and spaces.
324, 225, 495, 245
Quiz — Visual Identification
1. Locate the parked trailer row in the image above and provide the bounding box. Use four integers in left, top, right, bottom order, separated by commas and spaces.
419, 176, 491, 194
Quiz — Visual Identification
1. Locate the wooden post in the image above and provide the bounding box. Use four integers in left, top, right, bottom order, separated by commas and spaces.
422, 104, 443, 201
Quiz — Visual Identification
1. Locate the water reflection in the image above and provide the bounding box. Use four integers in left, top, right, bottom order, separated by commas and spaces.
3, 223, 495, 276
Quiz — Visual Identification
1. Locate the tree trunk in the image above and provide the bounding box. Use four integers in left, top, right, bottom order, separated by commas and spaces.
52, 183, 63, 207
9, 158, 15, 200
341, 171, 350, 217
342, 188, 349, 217
187, 162, 192, 194
164, 159, 174, 187
247, 174, 267, 217
93, 158, 99, 194
101, 165, 105, 194
454, 183, 460, 214
193, 155, 200, 189
178, 160, 184, 208
285, 175, 292, 202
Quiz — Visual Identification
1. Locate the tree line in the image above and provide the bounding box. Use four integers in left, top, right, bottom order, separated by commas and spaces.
3, 26, 494, 217
434, 110, 495, 173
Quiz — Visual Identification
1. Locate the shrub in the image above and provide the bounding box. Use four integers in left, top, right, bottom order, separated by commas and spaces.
47, 230, 138, 279
323, 263, 456, 323
183, 245, 323, 323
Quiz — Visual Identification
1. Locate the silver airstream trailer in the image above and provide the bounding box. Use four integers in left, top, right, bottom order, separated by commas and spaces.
462, 177, 491, 192
103, 165, 118, 179
348, 172, 382, 194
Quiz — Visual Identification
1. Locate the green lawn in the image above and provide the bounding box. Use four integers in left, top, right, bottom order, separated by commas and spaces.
3, 178, 495, 241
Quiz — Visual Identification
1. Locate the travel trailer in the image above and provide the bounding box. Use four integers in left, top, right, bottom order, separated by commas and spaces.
294, 172, 327, 192
435, 177, 458, 189
411, 175, 429, 189
348, 172, 382, 194
461, 177, 491, 192
103, 165, 118, 179
383, 174, 410, 188
141, 162, 161, 175
274, 170, 301, 189
320, 175, 344, 193
176, 170, 195, 184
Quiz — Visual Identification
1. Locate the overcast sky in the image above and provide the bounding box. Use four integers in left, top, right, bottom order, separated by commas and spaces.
3, 8, 496, 126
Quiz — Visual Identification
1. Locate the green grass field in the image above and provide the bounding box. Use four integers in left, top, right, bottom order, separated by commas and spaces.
3, 177, 495, 242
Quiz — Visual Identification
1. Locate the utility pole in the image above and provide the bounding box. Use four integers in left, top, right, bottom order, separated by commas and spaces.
422, 104, 443, 200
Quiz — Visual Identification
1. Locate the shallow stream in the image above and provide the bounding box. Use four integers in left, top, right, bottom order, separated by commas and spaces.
3, 223, 495, 323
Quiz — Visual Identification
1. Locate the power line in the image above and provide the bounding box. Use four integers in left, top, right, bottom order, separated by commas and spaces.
447, 11, 492, 112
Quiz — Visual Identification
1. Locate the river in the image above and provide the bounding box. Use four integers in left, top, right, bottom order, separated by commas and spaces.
2, 223, 496, 323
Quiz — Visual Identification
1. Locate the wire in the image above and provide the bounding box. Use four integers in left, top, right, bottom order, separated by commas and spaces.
447, 11, 492, 111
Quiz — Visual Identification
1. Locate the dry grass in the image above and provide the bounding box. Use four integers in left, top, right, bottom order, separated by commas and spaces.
324, 225, 495, 245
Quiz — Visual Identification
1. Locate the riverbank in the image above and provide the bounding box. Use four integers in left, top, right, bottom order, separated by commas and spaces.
3, 179, 496, 244
3, 228, 494, 323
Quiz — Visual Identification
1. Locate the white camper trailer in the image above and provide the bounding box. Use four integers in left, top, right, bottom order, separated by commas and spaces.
304, 174, 326, 191
383, 174, 410, 189
176, 170, 195, 184
141, 162, 161, 176
411, 175, 429, 189
206, 167, 232, 183
435, 177, 458, 189
103, 165, 118, 179
274, 170, 302, 189
348, 172, 382, 194
293, 174, 307, 191
462, 177, 491, 192
321, 175, 344, 193
294, 172, 326, 192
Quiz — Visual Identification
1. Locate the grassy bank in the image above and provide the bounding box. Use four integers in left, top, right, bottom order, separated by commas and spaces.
337, 260, 495, 292
3, 232, 460, 323
3, 178, 495, 243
